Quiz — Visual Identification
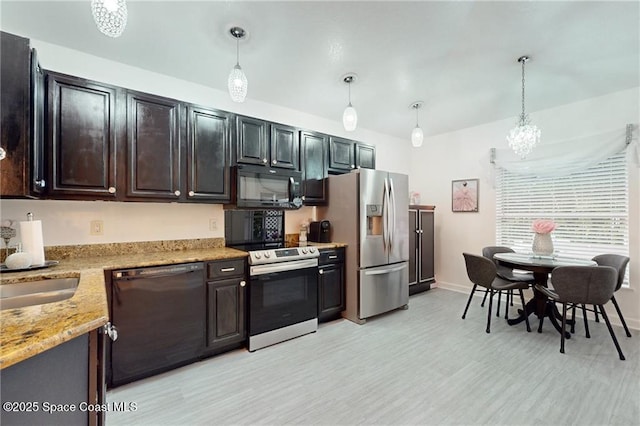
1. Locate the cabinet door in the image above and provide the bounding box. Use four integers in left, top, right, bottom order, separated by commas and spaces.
419, 210, 435, 283
207, 277, 246, 350
270, 123, 299, 169
186, 105, 231, 202
300, 130, 328, 205
328, 136, 355, 172
355, 143, 376, 169
236, 115, 268, 166
318, 263, 345, 322
47, 72, 117, 198
126, 91, 182, 199
408, 209, 418, 286
1, 32, 31, 197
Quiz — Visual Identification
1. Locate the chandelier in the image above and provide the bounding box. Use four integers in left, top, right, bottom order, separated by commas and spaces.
506, 56, 541, 158
91, 0, 128, 38
342, 74, 358, 132
410, 101, 424, 148
228, 27, 248, 103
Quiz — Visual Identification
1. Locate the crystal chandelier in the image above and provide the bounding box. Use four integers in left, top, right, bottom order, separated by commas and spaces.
410, 101, 424, 147
91, 0, 128, 38
507, 56, 541, 158
342, 74, 358, 132
228, 27, 248, 103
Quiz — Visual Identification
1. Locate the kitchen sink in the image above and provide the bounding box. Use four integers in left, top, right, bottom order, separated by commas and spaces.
0, 278, 79, 310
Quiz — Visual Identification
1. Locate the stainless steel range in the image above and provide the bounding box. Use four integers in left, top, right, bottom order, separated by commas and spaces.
247, 245, 320, 351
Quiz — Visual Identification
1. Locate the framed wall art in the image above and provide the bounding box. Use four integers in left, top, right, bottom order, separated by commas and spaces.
452, 179, 479, 212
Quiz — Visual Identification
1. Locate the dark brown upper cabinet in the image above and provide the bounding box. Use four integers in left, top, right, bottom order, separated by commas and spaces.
300, 130, 328, 205
186, 105, 232, 202
0, 32, 36, 198
328, 136, 355, 173
235, 116, 299, 170
126, 91, 182, 200
355, 142, 376, 169
46, 72, 118, 199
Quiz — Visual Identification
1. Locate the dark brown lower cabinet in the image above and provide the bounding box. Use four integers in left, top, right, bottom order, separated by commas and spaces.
0, 329, 104, 426
409, 205, 435, 295
205, 258, 247, 354
318, 248, 345, 322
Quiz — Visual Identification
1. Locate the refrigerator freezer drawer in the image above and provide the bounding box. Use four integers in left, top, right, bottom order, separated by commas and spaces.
359, 262, 409, 319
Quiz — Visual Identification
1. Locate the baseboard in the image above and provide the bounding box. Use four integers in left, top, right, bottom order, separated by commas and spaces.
435, 281, 638, 332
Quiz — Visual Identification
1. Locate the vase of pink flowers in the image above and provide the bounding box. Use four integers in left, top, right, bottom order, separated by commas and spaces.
532, 219, 556, 256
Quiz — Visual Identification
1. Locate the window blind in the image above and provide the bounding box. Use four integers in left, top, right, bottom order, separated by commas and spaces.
496, 150, 629, 285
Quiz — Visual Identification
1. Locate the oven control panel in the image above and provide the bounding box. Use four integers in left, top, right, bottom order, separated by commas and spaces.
249, 246, 319, 265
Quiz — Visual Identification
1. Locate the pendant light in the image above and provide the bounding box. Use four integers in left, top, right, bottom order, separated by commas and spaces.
228, 27, 248, 103
410, 101, 424, 148
91, 0, 128, 38
342, 74, 358, 132
506, 55, 541, 158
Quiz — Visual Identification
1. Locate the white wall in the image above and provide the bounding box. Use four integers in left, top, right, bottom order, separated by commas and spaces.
0, 38, 410, 246
410, 87, 640, 330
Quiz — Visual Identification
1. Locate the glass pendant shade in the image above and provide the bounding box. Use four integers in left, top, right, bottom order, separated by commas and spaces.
411, 126, 424, 147
91, 0, 127, 38
343, 104, 358, 132
228, 64, 248, 103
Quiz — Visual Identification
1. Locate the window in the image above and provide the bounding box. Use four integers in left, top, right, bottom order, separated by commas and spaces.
495, 150, 629, 285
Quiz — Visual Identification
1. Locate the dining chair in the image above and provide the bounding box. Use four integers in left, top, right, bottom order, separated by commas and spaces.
481, 246, 535, 320
462, 252, 531, 333
536, 265, 625, 360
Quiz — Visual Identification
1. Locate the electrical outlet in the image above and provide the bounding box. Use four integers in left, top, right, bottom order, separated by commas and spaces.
209, 219, 217, 231
90, 220, 104, 236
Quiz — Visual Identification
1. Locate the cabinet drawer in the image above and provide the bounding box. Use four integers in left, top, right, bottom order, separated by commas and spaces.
206, 258, 245, 279
319, 248, 345, 265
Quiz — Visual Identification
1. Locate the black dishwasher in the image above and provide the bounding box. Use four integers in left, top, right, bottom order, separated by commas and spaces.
109, 263, 205, 387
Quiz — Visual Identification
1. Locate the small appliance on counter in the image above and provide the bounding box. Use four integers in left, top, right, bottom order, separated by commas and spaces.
308, 220, 331, 243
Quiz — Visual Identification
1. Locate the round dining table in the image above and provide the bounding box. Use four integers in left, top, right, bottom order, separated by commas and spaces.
493, 252, 597, 337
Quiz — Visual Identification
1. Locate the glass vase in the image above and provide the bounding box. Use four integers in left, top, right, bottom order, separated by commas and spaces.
532, 232, 554, 256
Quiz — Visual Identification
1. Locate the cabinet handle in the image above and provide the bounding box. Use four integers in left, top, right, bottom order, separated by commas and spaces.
103, 322, 118, 341
262, 158, 268, 163
174, 190, 181, 196
220, 267, 236, 272
319, 270, 324, 275
188, 191, 195, 197
108, 186, 116, 194
272, 159, 277, 165
0, 147, 6, 160
34, 179, 46, 189
420, 230, 424, 234
351, 164, 355, 168
301, 195, 306, 201
328, 255, 338, 259
240, 280, 246, 287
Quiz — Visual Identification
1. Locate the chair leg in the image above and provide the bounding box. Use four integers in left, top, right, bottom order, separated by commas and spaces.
570, 305, 576, 334
582, 304, 590, 338
599, 305, 626, 361
610, 295, 632, 338
510, 290, 514, 306
496, 290, 501, 318
480, 288, 488, 307
462, 284, 478, 319
593, 304, 600, 323
537, 302, 544, 333
486, 289, 494, 334
504, 290, 510, 320
560, 303, 567, 354
519, 289, 530, 332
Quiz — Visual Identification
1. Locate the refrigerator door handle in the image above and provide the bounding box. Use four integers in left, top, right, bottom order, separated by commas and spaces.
389, 178, 396, 251
363, 263, 408, 275
382, 177, 390, 251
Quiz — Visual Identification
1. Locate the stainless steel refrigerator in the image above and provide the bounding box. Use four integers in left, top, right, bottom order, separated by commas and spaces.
319, 169, 409, 324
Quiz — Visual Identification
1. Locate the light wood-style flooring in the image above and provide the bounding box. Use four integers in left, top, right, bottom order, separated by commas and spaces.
107, 288, 640, 425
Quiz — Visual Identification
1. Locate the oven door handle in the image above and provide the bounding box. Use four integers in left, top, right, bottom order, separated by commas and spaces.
250, 259, 319, 276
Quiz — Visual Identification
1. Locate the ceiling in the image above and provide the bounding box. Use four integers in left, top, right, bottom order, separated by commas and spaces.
1, 1, 638, 141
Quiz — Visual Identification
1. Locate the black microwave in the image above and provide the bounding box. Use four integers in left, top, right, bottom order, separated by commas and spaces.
231, 165, 303, 210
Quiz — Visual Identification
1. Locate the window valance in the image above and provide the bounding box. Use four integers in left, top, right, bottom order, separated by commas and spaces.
491, 124, 638, 177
